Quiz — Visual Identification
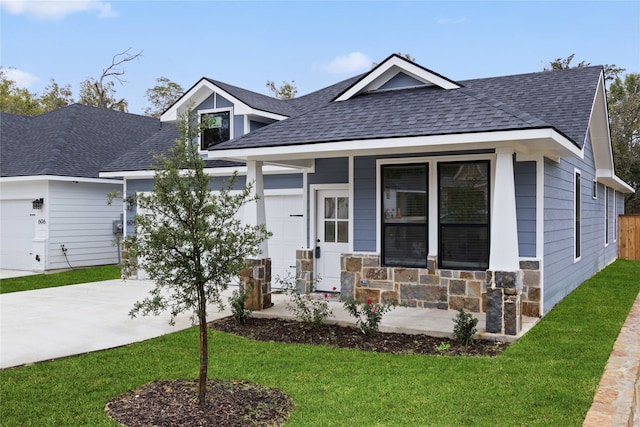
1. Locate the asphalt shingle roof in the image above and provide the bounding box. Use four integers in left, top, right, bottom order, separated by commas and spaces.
101, 122, 242, 173
210, 66, 602, 152
1, 104, 161, 178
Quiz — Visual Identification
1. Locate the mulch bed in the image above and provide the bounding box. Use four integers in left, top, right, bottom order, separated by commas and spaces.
105, 378, 294, 427
105, 316, 507, 426
210, 316, 508, 357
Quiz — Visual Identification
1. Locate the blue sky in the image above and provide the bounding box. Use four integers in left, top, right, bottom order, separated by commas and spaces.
1, 0, 639, 115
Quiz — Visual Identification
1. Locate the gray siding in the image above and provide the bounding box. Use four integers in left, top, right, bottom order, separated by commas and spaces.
354, 156, 377, 251
234, 114, 244, 138
543, 132, 617, 312
514, 161, 536, 257
379, 72, 425, 90
250, 121, 268, 132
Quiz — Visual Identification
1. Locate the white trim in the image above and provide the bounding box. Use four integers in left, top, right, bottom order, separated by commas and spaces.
99, 164, 303, 179
574, 168, 582, 263
209, 128, 581, 163
264, 188, 302, 196
335, 55, 460, 102
0, 175, 122, 185
161, 78, 289, 123
536, 155, 545, 260
348, 155, 354, 253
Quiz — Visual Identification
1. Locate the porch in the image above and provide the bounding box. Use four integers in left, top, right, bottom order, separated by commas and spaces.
252, 291, 540, 343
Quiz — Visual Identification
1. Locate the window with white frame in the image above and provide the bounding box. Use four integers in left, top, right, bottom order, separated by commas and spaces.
381, 164, 428, 267
200, 110, 231, 150
438, 161, 490, 270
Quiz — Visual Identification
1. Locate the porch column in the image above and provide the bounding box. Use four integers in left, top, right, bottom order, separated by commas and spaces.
241, 160, 271, 309
244, 160, 268, 257
486, 147, 522, 335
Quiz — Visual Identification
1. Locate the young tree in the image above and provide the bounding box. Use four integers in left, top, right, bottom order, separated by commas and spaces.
122, 110, 270, 405
266, 79, 297, 99
144, 76, 184, 117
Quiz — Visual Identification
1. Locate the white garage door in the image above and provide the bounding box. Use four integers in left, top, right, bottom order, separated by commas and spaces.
136, 193, 304, 286
0, 200, 35, 270
265, 194, 304, 288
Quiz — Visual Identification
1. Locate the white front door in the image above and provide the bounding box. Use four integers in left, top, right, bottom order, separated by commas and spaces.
315, 190, 349, 292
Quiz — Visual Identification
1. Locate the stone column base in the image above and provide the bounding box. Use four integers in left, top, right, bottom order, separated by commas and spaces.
240, 258, 272, 310
295, 249, 314, 293
486, 270, 523, 335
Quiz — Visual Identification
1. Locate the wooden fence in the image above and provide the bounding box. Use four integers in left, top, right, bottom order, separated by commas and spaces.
619, 215, 640, 260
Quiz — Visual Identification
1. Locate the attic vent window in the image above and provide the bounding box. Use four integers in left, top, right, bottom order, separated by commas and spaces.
200, 110, 231, 150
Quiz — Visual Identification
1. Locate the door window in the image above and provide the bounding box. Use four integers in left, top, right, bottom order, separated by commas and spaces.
324, 197, 348, 243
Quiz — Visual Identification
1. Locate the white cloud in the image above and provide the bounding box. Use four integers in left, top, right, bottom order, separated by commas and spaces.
437, 17, 466, 24
324, 52, 372, 74
0, 0, 117, 20
2, 68, 39, 88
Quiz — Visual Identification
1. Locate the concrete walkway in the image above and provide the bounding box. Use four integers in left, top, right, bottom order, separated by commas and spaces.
0, 277, 536, 369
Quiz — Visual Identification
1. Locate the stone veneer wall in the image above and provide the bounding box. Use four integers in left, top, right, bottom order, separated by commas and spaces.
239, 258, 272, 310
295, 249, 314, 293
340, 253, 541, 318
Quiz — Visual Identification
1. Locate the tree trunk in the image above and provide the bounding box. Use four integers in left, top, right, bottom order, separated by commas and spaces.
197, 286, 208, 405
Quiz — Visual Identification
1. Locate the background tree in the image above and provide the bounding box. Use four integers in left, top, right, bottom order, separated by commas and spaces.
144, 76, 184, 117
608, 73, 640, 213
39, 78, 74, 112
545, 53, 625, 82
372, 52, 415, 68
78, 48, 142, 111
266, 80, 297, 99
546, 55, 638, 213
120, 110, 270, 405
0, 68, 42, 115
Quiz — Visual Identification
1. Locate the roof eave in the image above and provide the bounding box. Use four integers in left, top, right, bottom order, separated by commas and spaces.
207, 128, 581, 165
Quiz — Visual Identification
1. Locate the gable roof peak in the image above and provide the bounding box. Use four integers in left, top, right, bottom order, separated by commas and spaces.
333, 53, 461, 102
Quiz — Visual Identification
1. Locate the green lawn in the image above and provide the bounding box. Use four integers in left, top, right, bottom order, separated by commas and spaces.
0, 265, 121, 294
1, 260, 638, 426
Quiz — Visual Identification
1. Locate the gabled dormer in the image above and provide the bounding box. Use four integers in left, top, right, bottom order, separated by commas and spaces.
161, 77, 295, 152
333, 53, 461, 102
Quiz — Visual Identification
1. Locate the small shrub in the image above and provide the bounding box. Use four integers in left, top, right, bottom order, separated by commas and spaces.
452, 308, 478, 346
229, 287, 252, 325
277, 274, 334, 326
436, 341, 451, 352
343, 297, 395, 337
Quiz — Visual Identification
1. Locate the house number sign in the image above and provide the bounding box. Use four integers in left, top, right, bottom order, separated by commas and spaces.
38, 219, 46, 224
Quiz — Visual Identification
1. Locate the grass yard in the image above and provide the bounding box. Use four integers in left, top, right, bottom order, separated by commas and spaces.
0, 265, 121, 294
1, 260, 639, 426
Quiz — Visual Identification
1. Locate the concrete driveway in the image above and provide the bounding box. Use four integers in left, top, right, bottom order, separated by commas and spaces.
0, 279, 234, 369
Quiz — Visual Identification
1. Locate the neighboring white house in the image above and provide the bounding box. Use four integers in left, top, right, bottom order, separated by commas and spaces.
0, 104, 161, 272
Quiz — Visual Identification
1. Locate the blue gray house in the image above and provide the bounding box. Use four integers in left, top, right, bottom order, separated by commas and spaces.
101, 54, 633, 335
